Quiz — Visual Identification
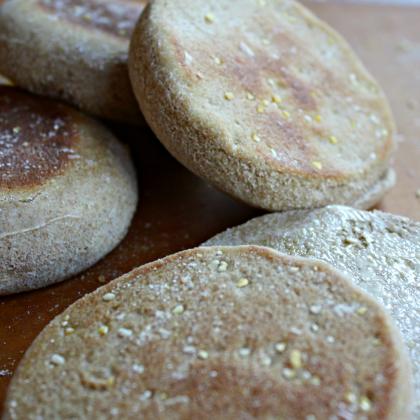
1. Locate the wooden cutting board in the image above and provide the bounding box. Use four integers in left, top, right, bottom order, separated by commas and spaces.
0, 1, 419, 413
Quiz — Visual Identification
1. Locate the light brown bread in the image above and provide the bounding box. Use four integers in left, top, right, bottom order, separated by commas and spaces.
0, 0, 147, 124
129, 0, 396, 211
205, 205, 420, 418
4, 246, 412, 419
0, 87, 138, 295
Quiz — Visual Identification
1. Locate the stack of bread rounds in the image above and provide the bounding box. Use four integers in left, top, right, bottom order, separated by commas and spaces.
3, 246, 413, 419
129, 0, 396, 211
0, 0, 147, 124
205, 205, 420, 418
0, 87, 138, 295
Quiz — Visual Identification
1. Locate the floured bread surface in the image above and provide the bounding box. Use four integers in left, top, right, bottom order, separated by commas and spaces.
0, 87, 138, 295
205, 205, 420, 418
0, 0, 147, 123
129, 0, 395, 210
4, 246, 412, 419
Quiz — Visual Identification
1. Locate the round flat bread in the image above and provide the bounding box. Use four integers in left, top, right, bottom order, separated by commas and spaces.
4, 246, 412, 419
204, 205, 420, 418
129, 0, 396, 211
0, 87, 138, 295
0, 0, 147, 124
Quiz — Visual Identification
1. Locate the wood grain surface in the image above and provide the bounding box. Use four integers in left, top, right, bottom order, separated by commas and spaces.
0, 1, 419, 413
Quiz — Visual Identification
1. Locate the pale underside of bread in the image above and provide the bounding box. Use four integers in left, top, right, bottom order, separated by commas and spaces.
129, 0, 396, 211
204, 205, 420, 418
0, 0, 145, 124
0, 89, 138, 295
4, 246, 412, 419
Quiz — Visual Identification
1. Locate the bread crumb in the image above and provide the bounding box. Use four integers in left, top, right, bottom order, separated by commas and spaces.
64, 327, 75, 336
251, 132, 261, 142
357, 306, 367, 315
314, 114, 322, 122
271, 95, 282, 104
345, 392, 357, 404
328, 135, 338, 144
218, 261, 228, 272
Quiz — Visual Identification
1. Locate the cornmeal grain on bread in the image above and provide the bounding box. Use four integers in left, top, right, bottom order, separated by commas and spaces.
0, 0, 147, 124
4, 246, 412, 419
0, 87, 138, 295
205, 205, 420, 418
129, 0, 396, 211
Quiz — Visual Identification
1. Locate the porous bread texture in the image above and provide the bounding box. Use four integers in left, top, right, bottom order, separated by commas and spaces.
4, 246, 412, 419
0, 92, 138, 295
129, 0, 396, 211
204, 205, 420, 418
0, 0, 146, 124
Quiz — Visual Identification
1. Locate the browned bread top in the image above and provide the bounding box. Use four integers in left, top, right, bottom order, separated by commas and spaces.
129, 0, 396, 210
4, 246, 412, 419
0, 86, 80, 189
37, 0, 146, 40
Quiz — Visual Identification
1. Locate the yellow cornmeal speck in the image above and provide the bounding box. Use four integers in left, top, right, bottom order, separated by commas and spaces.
102, 292, 116, 302
314, 114, 322, 122
257, 103, 266, 113
328, 135, 338, 144
261, 355, 272, 366
13, 127, 21, 134
415, 189, 420, 199
218, 261, 228, 271
64, 327, 75, 336
236, 278, 249, 288
239, 348, 251, 357
107, 376, 115, 387
310, 376, 321, 386
275, 342, 287, 353
345, 392, 357, 404
282, 110, 290, 119
262, 38, 270, 45
204, 13, 215, 23
214, 56, 222, 65
83, 14, 92, 21
357, 306, 368, 315
360, 396, 372, 411
98, 274, 106, 283
271, 95, 282, 104
224, 92, 234, 101
267, 78, 276, 87
173, 304, 185, 315
246, 92, 255, 100
289, 350, 302, 369
251, 132, 261, 142
198, 350, 209, 360
98, 325, 109, 336
282, 368, 296, 379
312, 161, 323, 170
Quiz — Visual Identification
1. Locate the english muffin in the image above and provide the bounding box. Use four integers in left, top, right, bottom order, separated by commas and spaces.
0, 87, 138, 295
205, 205, 420, 417
0, 0, 147, 124
129, 0, 396, 211
4, 246, 412, 419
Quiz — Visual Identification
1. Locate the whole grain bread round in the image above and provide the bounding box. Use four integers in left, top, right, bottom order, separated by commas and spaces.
4, 245, 412, 419
0, 0, 147, 124
0, 87, 138, 295
129, 0, 396, 211
204, 205, 420, 418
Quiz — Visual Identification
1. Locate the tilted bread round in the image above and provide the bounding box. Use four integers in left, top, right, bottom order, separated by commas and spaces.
4, 246, 412, 419
129, 0, 396, 211
0, 87, 138, 295
204, 205, 420, 417
0, 0, 146, 124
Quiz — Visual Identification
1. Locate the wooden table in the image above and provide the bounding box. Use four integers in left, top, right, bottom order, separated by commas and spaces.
0, 1, 419, 413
